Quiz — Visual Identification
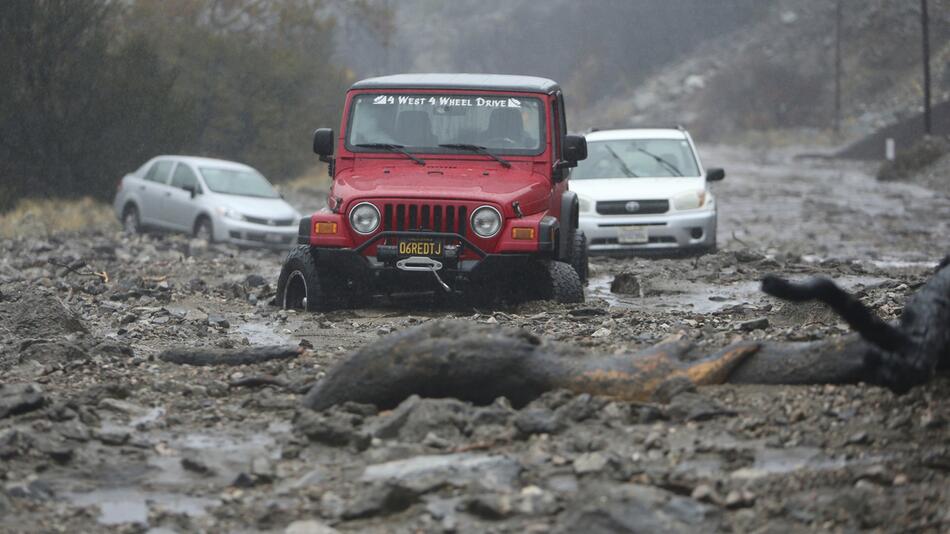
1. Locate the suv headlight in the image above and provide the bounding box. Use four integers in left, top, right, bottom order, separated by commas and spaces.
349, 202, 380, 234
673, 190, 707, 211
470, 206, 502, 238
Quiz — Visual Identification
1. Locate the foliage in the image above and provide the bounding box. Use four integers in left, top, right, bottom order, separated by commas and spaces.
0, 0, 350, 212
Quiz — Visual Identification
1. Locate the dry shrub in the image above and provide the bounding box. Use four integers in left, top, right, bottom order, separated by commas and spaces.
0, 197, 118, 239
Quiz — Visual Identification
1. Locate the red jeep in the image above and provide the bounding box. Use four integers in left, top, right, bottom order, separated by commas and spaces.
277, 74, 589, 310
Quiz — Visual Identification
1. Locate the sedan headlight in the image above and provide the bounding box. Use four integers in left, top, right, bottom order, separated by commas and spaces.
349, 202, 380, 234
577, 194, 594, 214
470, 206, 502, 238
216, 206, 246, 221
673, 190, 707, 211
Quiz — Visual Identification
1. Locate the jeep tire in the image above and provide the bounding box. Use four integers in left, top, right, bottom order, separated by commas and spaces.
571, 230, 589, 285
277, 245, 325, 311
542, 261, 584, 303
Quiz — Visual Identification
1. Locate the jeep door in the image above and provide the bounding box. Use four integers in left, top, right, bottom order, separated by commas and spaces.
164, 162, 203, 231
139, 159, 176, 226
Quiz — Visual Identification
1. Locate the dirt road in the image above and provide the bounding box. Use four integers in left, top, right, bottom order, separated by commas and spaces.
1, 147, 948, 533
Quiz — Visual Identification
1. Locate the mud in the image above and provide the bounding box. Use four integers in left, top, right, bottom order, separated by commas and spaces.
1, 146, 949, 532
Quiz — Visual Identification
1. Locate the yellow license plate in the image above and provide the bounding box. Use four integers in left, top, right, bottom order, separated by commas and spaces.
398, 240, 443, 256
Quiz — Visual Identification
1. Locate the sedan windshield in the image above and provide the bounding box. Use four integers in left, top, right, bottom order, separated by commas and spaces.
199, 168, 280, 198
347, 93, 544, 154
572, 139, 701, 179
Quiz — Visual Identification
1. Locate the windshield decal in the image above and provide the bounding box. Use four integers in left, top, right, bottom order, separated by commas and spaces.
371, 95, 522, 108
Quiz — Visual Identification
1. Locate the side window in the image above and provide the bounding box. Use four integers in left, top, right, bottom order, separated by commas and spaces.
144, 161, 174, 184
170, 163, 199, 190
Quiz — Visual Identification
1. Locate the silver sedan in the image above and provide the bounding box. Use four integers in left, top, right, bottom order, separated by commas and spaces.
113, 156, 301, 249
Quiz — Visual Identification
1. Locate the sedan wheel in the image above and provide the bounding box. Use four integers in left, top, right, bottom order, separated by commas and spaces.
195, 218, 214, 243
122, 206, 140, 235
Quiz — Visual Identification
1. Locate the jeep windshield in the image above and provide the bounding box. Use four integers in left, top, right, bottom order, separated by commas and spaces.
572, 139, 701, 179
346, 93, 544, 155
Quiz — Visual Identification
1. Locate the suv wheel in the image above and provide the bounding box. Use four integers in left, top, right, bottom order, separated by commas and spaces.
122, 205, 141, 235
571, 230, 589, 285
542, 261, 584, 304
277, 246, 324, 311
194, 217, 214, 243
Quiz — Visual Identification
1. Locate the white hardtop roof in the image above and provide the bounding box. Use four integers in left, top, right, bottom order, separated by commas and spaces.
155, 155, 255, 171
585, 128, 689, 142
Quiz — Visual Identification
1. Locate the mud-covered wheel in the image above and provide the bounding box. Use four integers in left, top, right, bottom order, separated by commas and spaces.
541, 261, 584, 303
277, 245, 324, 311
571, 230, 589, 285
122, 204, 141, 235
194, 216, 214, 243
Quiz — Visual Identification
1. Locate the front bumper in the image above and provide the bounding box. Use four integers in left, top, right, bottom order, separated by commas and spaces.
579, 208, 717, 253
216, 216, 299, 249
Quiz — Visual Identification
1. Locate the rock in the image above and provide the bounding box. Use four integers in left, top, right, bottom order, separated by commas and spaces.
847, 431, 870, 445
360, 453, 521, 493
284, 520, 339, 534
557, 484, 720, 533
514, 408, 563, 436
320, 491, 345, 519
691, 484, 719, 504
98, 398, 149, 417
591, 327, 611, 338
181, 456, 216, 476
207, 314, 230, 329
294, 409, 371, 451
724, 489, 755, 509
94, 428, 130, 446
738, 317, 769, 331
610, 272, 641, 295
467, 493, 513, 519
0, 383, 46, 419
342, 483, 418, 520
573, 452, 609, 474
365, 396, 470, 443
251, 456, 275, 482
568, 308, 608, 317
245, 274, 267, 287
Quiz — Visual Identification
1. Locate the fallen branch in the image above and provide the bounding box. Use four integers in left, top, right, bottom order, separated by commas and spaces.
48, 259, 109, 283
229, 375, 290, 389
159, 345, 303, 366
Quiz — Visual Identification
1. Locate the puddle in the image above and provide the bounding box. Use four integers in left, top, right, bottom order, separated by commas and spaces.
65, 489, 219, 526
587, 275, 763, 313
233, 321, 292, 345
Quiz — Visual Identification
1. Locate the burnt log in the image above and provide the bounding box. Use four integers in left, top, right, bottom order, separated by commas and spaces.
761, 256, 950, 393
159, 345, 303, 366
302, 321, 759, 411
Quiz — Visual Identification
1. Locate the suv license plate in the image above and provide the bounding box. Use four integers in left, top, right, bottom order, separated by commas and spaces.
398, 239, 443, 257
617, 226, 649, 244
265, 234, 285, 244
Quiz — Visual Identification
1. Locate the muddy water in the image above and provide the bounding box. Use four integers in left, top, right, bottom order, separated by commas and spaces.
1, 145, 948, 532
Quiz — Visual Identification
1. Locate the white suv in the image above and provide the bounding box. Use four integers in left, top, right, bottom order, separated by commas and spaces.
570, 128, 723, 254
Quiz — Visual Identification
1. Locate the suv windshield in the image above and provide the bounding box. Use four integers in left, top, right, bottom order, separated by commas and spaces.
199, 167, 280, 198
347, 93, 544, 154
573, 139, 701, 179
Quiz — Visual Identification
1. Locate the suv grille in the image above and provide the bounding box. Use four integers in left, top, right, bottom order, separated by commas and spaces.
381, 202, 468, 236
596, 199, 669, 215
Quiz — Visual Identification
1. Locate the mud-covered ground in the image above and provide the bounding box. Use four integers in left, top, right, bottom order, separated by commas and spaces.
1, 147, 949, 533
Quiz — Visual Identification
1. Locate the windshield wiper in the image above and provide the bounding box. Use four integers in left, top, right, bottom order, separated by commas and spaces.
438, 144, 512, 168
355, 143, 426, 166
636, 148, 682, 177
603, 145, 638, 177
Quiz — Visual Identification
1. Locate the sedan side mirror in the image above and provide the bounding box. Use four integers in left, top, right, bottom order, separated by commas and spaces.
182, 184, 197, 198
562, 135, 588, 167
313, 128, 334, 163
706, 168, 725, 181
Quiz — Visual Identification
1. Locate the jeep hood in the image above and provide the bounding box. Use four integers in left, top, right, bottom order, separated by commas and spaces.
333, 163, 551, 214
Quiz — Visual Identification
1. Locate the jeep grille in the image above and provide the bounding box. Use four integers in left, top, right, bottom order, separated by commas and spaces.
382, 202, 468, 236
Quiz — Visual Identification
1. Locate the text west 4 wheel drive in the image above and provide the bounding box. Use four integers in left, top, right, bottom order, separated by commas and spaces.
277, 74, 590, 310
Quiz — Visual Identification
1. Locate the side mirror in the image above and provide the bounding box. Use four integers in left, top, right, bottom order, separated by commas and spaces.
182, 184, 197, 198
562, 135, 587, 167
705, 168, 726, 181
313, 128, 334, 163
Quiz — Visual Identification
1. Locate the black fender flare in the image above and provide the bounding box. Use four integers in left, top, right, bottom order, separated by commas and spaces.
558, 191, 578, 261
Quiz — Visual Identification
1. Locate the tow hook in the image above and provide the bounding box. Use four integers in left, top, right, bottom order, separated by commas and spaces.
396, 256, 451, 292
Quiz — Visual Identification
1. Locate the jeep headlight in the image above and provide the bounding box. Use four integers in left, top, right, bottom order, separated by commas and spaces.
578, 194, 594, 213
470, 206, 502, 238
349, 202, 380, 234
673, 190, 707, 211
